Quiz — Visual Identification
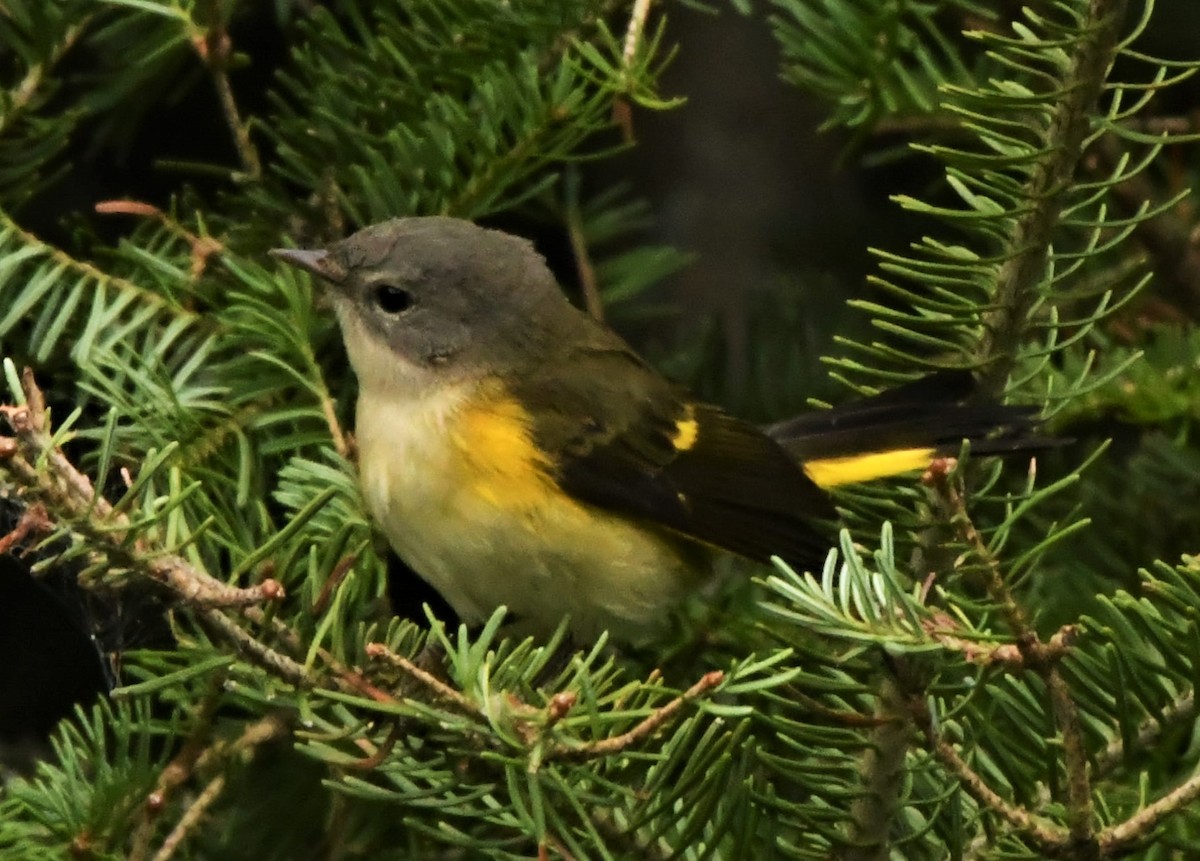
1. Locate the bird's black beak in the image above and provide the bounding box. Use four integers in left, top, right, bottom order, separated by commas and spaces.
269, 247, 348, 284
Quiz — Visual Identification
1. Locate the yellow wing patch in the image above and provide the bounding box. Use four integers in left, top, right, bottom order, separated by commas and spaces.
803, 447, 937, 488
672, 405, 699, 452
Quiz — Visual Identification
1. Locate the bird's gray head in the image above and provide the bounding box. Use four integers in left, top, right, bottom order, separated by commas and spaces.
272, 217, 576, 393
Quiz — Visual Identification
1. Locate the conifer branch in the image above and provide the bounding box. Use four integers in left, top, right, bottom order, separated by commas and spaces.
443, 111, 565, 218
365, 642, 480, 718
843, 676, 910, 861
910, 695, 1070, 855
147, 714, 289, 861
1093, 689, 1195, 777
130, 686, 225, 861
0, 386, 284, 610
565, 179, 604, 321
0, 208, 201, 321
549, 671, 723, 761
1091, 138, 1200, 320
0, 18, 91, 137
926, 458, 1096, 849
366, 641, 724, 763
191, 1, 261, 181
1099, 770, 1200, 855
0, 370, 334, 694
973, 0, 1129, 395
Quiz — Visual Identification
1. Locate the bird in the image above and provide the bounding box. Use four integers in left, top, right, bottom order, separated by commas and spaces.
272, 217, 1039, 643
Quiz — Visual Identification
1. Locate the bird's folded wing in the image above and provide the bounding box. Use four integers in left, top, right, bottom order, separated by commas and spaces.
516, 346, 837, 572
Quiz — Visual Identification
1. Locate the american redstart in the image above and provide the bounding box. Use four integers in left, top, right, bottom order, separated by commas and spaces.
272, 218, 1040, 642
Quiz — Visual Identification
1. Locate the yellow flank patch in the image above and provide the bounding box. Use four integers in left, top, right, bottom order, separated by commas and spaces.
804, 447, 937, 488
454, 391, 562, 508
672, 405, 699, 452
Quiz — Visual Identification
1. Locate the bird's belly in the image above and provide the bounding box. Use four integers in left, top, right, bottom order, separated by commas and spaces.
356, 390, 703, 641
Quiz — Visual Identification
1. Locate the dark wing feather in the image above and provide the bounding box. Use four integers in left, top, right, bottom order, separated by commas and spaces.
766, 370, 1043, 461
514, 340, 836, 571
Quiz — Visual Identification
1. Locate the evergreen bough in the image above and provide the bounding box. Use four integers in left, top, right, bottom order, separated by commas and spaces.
1, 1, 1199, 858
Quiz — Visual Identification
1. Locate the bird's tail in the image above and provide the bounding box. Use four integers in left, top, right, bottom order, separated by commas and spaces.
765, 371, 1049, 489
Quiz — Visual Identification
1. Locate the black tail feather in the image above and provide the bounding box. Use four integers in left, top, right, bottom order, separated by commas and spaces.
765, 371, 1053, 462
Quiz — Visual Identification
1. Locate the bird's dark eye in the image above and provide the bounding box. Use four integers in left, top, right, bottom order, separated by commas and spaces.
373, 284, 414, 314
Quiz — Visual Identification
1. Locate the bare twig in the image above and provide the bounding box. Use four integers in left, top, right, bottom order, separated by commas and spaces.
0, 371, 320, 696
95, 200, 225, 280
364, 642, 477, 716
0, 501, 51, 555
549, 671, 723, 761
927, 614, 1078, 671
147, 715, 289, 861
148, 777, 226, 861
925, 458, 1096, 849
0, 374, 286, 611
912, 698, 1070, 854
563, 177, 605, 321
191, 3, 261, 180
312, 553, 357, 616
0, 19, 92, 137
1099, 771, 1200, 854
129, 684, 224, 861
1093, 689, 1195, 777
201, 609, 310, 688
343, 721, 401, 771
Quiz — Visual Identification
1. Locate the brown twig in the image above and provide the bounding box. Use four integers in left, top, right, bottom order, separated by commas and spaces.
147, 714, 289, 861
549, 670, 723, 761
1093, 689, 1195, 777
0, 371, 320, 699
910, 696, 1070, 854
312, 553, 357, 616
1, 373, 286, 611
0, 501, 51, 555
1098, 771, 1200, 855
191, 3, 261, 181
200, 609, 310, 689
148, 776, 226, 861
0, 373, 431, 716
564, 188, 604, 321
129, 684, 225, 861
927, 615, 1078, 671
95, 200, 225, 280
343, 721, 401, 771
925, 458, 1096, 850
365, 642, 478, 716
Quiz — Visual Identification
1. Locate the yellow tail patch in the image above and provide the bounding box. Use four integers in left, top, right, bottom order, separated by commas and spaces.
803, 447, 937, 488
